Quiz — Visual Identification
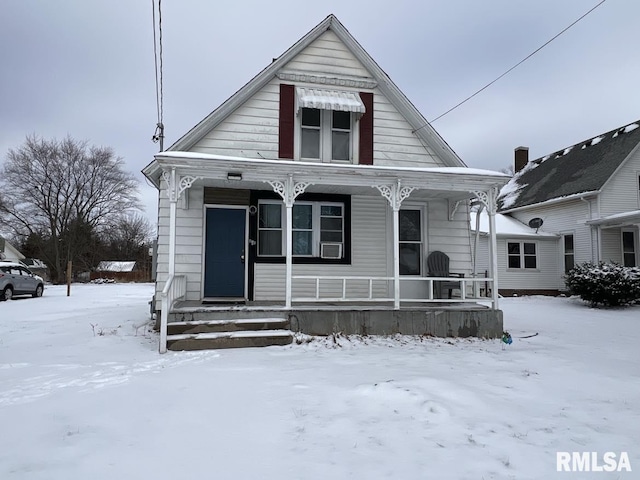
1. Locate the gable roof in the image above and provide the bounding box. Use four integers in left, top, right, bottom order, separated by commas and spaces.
168, 14, 464, 168
498, 120, 640, 211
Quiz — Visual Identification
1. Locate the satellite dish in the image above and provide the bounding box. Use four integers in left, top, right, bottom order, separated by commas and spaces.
528, 217, 544, 232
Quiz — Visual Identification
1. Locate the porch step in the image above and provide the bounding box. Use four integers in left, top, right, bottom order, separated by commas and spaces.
167, 317, 290, 335
166, 329, 293, 351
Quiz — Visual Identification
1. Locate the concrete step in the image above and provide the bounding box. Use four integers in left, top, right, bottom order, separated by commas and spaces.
167, 330, 294, 351
167, 318, 290, 335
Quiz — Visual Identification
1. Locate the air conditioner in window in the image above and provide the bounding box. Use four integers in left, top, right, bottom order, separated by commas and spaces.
320, 243, 343, 259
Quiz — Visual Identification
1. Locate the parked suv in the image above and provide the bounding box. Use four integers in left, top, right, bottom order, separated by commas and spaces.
0, 261, 45, 301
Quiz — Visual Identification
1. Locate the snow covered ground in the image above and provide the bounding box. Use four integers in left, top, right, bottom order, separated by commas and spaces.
1, 283, 638, 479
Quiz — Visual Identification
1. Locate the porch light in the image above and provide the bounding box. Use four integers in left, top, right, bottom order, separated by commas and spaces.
227, 172, 243, 181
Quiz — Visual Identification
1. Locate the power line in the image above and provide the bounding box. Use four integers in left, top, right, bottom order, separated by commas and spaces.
416, 0, 607, 131
151, 0, 164, 150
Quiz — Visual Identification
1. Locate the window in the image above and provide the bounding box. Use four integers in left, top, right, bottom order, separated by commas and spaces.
507, 241, 537, 269
399, 209, 422, 275
257, 200, 344, 258
563, 234, 575, 273
300, 108, 354, 162
622, 231, 636, 267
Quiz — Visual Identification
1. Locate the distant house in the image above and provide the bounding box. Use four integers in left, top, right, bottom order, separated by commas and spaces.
142, 14, 508, 352
480, 119, 640, 295
0, 237, 25, 263
92, 261, 148, 282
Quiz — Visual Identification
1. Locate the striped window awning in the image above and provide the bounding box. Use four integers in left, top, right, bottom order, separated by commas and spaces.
296, 87, 366, 114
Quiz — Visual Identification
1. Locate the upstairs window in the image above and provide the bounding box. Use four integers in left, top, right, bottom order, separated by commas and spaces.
295, 87, 365, 163
507, 241, 537, 269
300, 108, 353, 162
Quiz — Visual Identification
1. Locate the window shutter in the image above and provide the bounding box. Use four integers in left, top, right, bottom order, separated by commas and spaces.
279, 84, 295, 159
358, 92, 374, 165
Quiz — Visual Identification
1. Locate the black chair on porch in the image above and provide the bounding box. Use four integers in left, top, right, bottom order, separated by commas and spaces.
426, 251, 465, 299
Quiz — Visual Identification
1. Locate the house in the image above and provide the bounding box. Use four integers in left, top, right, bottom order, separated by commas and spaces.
484, 119, 640, 295
0, 236, 25, 263
91, 261, 149, 282
142, 15, 509, 352
470, 211, 559, 296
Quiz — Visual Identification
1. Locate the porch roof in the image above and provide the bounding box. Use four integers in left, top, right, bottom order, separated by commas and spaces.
586, 209, 640, 227
143, 152, 508, 199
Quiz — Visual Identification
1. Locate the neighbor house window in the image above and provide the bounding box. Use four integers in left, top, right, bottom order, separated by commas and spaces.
507, 241, 537, 269
300, 108, 353, 162
563, 234, 575, 273
622, 231, 637, 267
258, 200, 344, 257
399, 209, 422, 275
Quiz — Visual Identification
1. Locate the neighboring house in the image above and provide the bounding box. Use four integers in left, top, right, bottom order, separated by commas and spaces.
92, 261, 148, 282
470, 211, 559, 296
143, 15, 508, 351
486, 119, 640, 295
0, 237, 25, 263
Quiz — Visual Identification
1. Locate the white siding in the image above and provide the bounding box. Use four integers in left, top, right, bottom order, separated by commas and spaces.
509, 199, 593, 288
427, 200, 473, 274
372, 89, 441, 168
285, 30, 370, 78
598, 146, 640, 216
254, 195, 389, 300
189, 31, 445, 168
155, 185, 205, 302
601, 229, 622, 264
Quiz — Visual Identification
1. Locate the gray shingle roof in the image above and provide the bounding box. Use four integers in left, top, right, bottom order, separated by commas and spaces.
498, 120, 640, 211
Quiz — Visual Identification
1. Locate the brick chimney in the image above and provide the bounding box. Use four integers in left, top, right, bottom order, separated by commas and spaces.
514, 146, 529, 173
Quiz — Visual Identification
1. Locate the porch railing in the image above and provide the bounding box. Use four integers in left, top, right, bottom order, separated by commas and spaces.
292, 275, 494, 304
159, 274, 187, 354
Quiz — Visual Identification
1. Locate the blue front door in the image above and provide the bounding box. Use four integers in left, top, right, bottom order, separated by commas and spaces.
204, 208, 246, 298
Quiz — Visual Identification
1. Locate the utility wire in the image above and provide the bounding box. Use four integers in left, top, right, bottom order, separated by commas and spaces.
416, 0, 607, 131
151, 0, 164, 150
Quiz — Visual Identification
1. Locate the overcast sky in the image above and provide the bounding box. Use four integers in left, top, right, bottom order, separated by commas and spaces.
2, 0, 639, 226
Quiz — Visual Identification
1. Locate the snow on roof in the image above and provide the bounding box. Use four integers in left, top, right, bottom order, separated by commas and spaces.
470, 210, 557, 237
96, 261, 136, 272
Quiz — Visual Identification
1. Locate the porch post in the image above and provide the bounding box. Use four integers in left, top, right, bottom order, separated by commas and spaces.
374, 180, 416, 309
163, 168, 178, 278
472, 188, 499, 310
266, 175, 310, 308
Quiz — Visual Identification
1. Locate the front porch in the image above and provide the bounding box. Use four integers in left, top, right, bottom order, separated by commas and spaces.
145, 153, 507, 352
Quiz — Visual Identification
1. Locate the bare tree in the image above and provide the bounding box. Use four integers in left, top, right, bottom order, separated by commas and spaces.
0, 135, 141, 282
500, 164, 515, 176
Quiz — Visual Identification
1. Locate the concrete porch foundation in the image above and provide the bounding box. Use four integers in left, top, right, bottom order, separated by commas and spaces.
166, 302, 503, 339
289, 308, 502, 338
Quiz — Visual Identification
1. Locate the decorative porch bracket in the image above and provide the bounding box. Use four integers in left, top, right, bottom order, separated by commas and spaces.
374, 179, 417, 310
471, 187, 499, 310
266, 175, 312, 308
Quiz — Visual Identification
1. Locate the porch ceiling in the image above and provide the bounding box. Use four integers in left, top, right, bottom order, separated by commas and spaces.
143, 152, 508, 199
